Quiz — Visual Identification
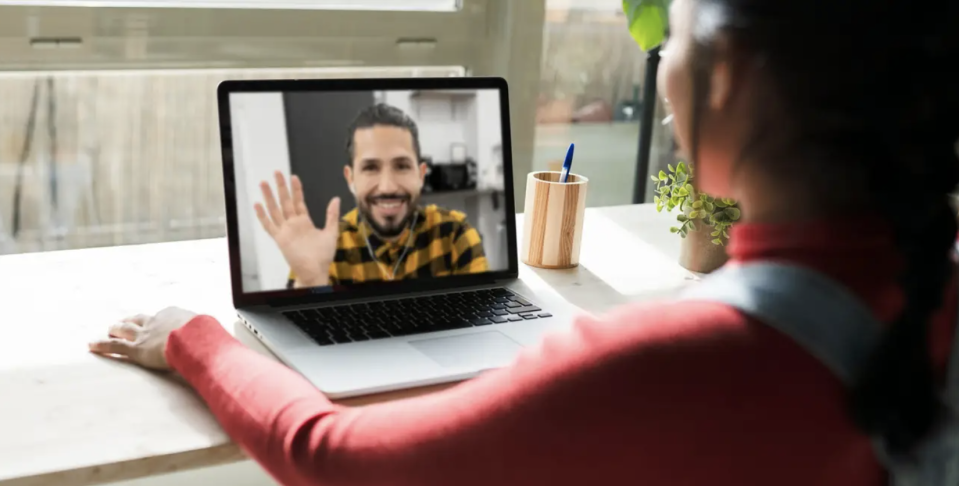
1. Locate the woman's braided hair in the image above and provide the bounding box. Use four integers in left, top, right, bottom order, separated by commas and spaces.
686, 0, 959, 457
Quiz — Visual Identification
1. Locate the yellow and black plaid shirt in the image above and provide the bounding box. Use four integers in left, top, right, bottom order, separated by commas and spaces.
288, 204, 488, 287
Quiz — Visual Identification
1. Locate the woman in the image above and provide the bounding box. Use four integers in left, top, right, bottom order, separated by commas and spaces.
90, 0, 959, 484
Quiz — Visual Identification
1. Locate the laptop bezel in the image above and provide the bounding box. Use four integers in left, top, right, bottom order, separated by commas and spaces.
217, 77, 519, 309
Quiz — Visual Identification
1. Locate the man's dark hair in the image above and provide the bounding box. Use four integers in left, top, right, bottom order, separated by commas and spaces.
345, 103, 422, 165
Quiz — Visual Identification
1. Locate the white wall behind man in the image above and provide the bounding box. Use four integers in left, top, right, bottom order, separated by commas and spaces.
382, 90, 469, 165
382, 89, 501, 174
230, 92, 293, 293
474, 89, 504, 191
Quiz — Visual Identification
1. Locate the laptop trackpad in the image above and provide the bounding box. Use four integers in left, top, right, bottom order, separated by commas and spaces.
409, 331, 522, 369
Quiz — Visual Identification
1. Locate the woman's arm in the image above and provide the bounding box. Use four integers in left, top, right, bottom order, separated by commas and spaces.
166, 308, 678, 486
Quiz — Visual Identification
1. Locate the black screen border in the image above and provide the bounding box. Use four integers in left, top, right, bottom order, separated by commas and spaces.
217, 77, 519, 309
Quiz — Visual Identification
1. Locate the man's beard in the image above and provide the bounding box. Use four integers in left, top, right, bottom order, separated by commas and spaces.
358, 193, 419, 239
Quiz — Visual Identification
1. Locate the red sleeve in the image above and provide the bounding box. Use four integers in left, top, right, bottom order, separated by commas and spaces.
165, 302, 871, 486
165, 310, 684, 486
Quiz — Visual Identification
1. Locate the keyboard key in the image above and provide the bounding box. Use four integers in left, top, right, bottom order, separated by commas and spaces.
492, 309, 509, 316
508, 306, 542, 315
538, 313, 553, 318
490, 316, 508, 324
507, 316, 524, 322
330, 334, 352, 344
506, 302, 523, 309
471, 318, 492, 326
523, 315, 538, 320
367, 330, 390, 340
283, 312, 309, 324
315, 336, 335, 346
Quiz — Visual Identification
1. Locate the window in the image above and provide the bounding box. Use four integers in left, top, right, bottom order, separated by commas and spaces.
0, 67, 466, 255
0, 0, 458, 10
0, 0, 546, 256
533, 0, 658, 208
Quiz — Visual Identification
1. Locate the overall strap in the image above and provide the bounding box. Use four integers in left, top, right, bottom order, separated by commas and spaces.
679, 262, 882, 384
678, 258, 959, 486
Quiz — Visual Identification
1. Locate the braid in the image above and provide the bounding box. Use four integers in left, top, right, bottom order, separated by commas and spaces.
850, 21, 959, 455
689, 0, 959, 457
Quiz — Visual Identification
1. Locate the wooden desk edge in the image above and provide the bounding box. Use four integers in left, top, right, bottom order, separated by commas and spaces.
4, 444, 244, 486
3, 381, 459, 486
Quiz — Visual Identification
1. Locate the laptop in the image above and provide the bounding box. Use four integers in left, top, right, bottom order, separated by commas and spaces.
217, 76, 575, 398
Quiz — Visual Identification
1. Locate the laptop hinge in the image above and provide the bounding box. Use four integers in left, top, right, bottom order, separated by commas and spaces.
265, 278, 508, 309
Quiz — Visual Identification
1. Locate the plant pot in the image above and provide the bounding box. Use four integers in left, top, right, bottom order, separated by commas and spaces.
679, 228, 729, 274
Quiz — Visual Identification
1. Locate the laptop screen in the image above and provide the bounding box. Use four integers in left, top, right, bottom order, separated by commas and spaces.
227, 86, 511, 296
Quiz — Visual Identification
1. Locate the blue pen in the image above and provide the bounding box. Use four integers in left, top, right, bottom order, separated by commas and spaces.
560, 143, 575, 183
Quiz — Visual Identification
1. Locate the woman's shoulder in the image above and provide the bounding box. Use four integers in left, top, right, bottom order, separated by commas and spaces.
566, 297, 841, 385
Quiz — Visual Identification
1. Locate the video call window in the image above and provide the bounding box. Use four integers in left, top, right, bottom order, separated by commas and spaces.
230, 89, 509, 294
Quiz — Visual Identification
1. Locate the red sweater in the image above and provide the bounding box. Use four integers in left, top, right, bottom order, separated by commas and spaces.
167, 219, 957, 486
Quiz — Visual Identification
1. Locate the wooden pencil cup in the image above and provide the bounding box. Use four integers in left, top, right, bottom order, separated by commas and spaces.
521, 171, 589, 269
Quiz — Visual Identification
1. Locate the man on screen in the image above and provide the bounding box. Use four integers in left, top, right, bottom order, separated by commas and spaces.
254, 103, 489, 289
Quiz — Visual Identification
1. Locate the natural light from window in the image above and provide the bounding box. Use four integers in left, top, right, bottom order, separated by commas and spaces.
0, 0, 458, 10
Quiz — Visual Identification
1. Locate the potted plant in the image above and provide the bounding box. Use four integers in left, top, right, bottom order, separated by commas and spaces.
651, 163, 740, 272
623, 0, 740, 273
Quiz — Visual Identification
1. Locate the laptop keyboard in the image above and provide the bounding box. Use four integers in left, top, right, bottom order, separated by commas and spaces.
282, 288, 552, 346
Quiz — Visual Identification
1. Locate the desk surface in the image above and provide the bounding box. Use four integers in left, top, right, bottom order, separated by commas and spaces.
0, 204, 694, 486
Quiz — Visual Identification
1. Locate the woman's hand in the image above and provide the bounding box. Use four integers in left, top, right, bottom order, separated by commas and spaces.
88, 307, 198, 371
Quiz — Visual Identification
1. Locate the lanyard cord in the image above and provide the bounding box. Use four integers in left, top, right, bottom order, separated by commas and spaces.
363, 212, 419, 281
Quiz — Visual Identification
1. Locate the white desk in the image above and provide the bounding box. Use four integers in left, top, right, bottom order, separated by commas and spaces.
0, 204, 695, 486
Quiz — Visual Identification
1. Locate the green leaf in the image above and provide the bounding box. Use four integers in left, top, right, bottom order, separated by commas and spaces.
704, 202, 715, 212
670, 227, 679, 233
723, 198, 736, 206
712, 230, 721, 237
668, 163, 675, 173
658, 170, 668, 180
623, 0, 670, 51
670, 197, 680, 206
688, 221, 697, 231
651, 175, 660, 182
678, 188, 689, 197
712, 238, 724, 246
677, 161, 686, 173
659, 186, 670, 195
684, 184, 695, 194
715, 199, 728, 208
677, 214, 688, 222
692, 201, 704, 210
704, 195, 714, 203
723, 231, 730, 238
656, 202, 664, 212
724, 207, 742, 220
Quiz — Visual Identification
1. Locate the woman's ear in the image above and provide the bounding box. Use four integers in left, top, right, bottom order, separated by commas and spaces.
709, 60, 732, 111
707, 35, 737, 112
